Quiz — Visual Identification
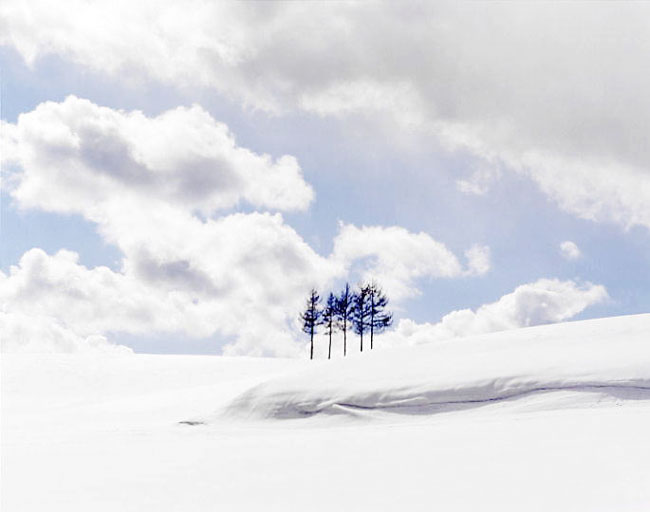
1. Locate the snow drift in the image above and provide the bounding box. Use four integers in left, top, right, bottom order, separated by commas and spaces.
223, 314, 650, 420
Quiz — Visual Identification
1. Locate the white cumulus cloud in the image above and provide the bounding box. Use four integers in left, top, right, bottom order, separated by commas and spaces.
560, 241, 582, 261
332, 223, 489, 301
2, 96, 313, 216
392, 278, 608, 346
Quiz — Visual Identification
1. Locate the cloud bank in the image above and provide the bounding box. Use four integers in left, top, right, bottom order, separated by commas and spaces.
2, 2, 649, 229
0, 312, 132, 354
2, 98, 493, 355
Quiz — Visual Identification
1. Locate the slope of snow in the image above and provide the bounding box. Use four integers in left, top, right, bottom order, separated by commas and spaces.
2, 314, 650, 511
223, 314, 650, 420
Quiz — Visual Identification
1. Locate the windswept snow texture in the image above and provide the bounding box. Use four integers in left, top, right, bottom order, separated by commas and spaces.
224, 314, 650, 420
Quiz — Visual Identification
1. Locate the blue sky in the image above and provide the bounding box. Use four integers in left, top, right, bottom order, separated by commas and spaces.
1, 2, 649, 355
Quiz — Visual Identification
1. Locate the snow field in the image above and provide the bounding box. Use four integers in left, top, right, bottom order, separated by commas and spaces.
2, 314, 650, 511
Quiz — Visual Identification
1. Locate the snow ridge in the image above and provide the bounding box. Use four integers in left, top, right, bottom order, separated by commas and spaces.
221, 314, 650, 421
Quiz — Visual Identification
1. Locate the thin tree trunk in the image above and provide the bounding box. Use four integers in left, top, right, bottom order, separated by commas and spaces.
328, 328, 332, 360
343, 321, 347, 357
310, 325, 314, 360
370, 295, 375, 350
360, 331, 363, 352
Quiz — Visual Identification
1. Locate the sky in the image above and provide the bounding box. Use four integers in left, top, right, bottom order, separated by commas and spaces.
1, 1, 649, 356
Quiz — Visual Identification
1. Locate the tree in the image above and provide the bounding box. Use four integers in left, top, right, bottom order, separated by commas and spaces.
351, 283, 372, 352
301, 289, 322, 360
321, 292, 337, 360
369, 281, 393, 349
335, 283, 355, 357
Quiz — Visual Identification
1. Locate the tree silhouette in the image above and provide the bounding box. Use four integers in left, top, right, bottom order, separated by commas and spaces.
335, 283, 355, 357
321, 292, 337, 360
301, 288, 322, 360
352, 283, 372, 352
369, 281, 392, 349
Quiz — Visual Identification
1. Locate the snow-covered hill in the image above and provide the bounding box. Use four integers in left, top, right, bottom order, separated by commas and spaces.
2, 314, 650, 511
223, 313, 650, 421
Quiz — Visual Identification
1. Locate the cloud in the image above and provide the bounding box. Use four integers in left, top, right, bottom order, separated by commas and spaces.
299, 79, 427, 131
332, 223, 489, 301
464, 245, 491, 277
0, 214, 339, 357
1, 99, 489, 356
3, 2, 648, 229
499, 150, 650, 231
0, 98, 329, 355
1, 218, 481, 355
560, 241, 582, 261
3, 96, 313, 216
0, 248, 193, 336
456, 164, 502, 196
392, 279, 608, 346
0, 120, 20, 163
0, 311, 132, 354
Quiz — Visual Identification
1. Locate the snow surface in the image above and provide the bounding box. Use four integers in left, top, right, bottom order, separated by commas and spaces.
223, 313, 650, 420
2, 314, 650, 511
